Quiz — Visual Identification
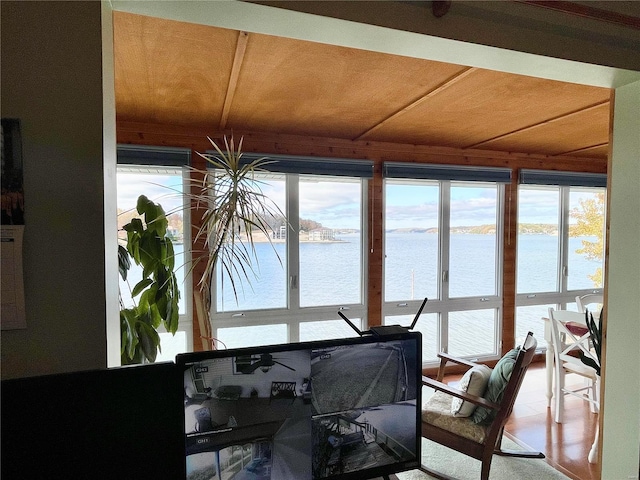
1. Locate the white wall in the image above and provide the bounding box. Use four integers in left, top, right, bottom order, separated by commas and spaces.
602, 80, 640, 479
1, 1, 107, 378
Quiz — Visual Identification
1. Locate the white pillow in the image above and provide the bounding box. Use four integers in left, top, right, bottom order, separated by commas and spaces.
451, 364, 492, 417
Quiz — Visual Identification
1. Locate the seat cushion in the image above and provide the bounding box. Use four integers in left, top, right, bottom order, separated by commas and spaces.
471, 347, 520, 425
451, 364, 492, 417
422, 391, 489, 443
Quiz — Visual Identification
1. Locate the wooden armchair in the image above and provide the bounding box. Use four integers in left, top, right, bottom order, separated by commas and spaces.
420, 332, 543, 480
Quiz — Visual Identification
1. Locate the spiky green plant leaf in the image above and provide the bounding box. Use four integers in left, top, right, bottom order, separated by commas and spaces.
579, 309, 602, 376
185, 135, 287, 313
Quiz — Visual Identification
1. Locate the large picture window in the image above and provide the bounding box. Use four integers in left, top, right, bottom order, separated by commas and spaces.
382, 163, 509, 364
515, 170, 606, 348
210, 155, 372, 347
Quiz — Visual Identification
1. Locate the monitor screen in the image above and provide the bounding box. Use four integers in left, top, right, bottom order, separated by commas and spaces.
177, 331, 422, 480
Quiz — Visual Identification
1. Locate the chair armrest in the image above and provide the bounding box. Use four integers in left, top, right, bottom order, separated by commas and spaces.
436, 352, 480, 369
433, 352, 482, 381
422, 376, 500, 411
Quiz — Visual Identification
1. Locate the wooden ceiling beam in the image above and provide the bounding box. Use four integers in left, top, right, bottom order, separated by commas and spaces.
219, 31, 249, 129
354, 66, 476, 141
466, 100, 609, 149
116, 120, 607, 173
516, 1, 640, 30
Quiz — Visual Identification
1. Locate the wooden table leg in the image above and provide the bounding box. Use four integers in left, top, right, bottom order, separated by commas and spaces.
588, 422, 599, 464
545, 339, 554, 408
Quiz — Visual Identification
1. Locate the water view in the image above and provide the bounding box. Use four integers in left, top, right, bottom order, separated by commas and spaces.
213, 232, 600, 309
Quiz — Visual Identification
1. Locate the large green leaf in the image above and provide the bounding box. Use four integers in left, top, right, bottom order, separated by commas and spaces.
166, 240, 175, 270
131, 278, 153, 297
117, 245, 131, 281
137, 195, 168, 237
137, 322, 160, 363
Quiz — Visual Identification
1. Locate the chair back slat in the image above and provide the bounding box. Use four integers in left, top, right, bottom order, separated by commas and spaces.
576, 293, 603, 314
490, 332, 537, 429
548, 308, 597, 366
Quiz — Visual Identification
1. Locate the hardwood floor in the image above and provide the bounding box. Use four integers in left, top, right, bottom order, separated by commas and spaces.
504, 361, 600, 480
444, 361, 599, 480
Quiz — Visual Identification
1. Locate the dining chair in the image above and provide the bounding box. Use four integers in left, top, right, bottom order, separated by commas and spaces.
547, 308, 599, 423
575, 293, 603, 314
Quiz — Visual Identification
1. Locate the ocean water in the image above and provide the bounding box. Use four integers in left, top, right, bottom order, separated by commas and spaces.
122, 233, 601, 359
214, 233, 600, 309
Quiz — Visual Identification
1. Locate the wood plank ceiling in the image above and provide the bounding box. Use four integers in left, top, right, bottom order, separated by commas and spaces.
113, 11, 611, 161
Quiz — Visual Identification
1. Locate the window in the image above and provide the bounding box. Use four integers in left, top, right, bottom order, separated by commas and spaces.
210, 155, 373, 347
215, 174, 287, 312
515, 170, 606, 348
117, 146, 193, 361
383, 163, 509, 364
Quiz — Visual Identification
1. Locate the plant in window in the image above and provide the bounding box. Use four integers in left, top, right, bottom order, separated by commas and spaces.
570, 192, 605, 287
579, 308, 602, 376
119, 195, 180, 364
187, 135, 285, 322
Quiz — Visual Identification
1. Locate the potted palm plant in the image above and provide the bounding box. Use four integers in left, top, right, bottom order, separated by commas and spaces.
187, 135, 286, 343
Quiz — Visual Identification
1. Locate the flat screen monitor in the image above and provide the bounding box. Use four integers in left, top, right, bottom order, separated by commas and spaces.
176, 331, 422, 480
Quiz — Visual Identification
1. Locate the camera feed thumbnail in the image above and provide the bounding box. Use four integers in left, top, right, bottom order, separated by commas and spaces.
183, 350, 313, 479
310, 339, 418, 478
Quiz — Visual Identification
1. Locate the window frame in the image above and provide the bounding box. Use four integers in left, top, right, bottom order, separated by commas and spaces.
515, 184, 607, 318
208, 168, 371, 346
382, 175, 507, 365
116, 154, 194, 360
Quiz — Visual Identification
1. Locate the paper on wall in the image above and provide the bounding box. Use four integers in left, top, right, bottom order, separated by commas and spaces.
1, 225, 26, 330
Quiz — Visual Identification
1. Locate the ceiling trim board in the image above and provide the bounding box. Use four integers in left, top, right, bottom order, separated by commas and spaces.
220, 30, 249, 129
555, 143, 610, 157
466, 100, 610, 149
355, 66, 476, 141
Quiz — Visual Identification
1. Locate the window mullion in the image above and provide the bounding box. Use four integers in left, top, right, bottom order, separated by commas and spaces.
360, 178, 369, 317
559, 186, 571, 295
495, 183, 505, 350
439, 181, 451, 354
440, 181, 451, 301
287, 174, 300, 313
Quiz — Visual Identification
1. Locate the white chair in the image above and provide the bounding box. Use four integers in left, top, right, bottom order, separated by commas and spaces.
547, 308, 599, 424
575, 293, 603, 314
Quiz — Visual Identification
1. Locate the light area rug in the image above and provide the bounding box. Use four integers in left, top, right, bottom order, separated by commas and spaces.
394, 436, 570, 480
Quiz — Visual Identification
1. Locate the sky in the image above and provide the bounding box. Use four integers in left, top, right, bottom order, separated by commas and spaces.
117, 171, 603, 231
117, 171, 185, 217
